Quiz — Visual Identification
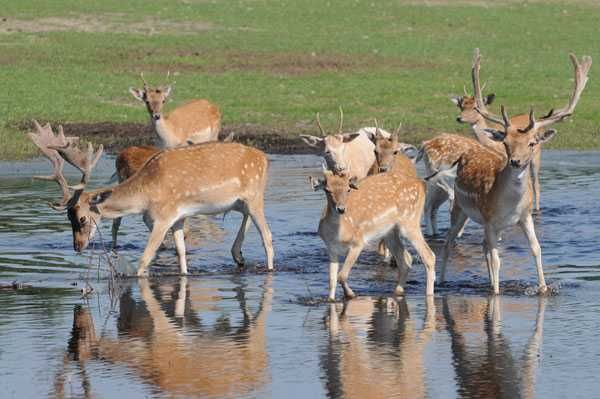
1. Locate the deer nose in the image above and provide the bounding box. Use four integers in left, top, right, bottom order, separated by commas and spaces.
336, 206, 346, 214
456, 117, 463, 123
152, 113, 161, 121
510, 159, 521, 168
379, 166, 389, 173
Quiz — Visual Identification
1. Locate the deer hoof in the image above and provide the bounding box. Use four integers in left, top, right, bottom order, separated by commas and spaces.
394, 286, 405, 296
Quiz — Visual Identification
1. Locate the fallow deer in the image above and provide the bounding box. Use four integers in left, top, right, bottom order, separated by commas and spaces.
301, 108, 377, 181
439, 52, 592, 294
28, 122, 274, 276
451, 49, 544, 211
129, 73, 221, 148
310, 169, 436, 300
110, 132, 236, 248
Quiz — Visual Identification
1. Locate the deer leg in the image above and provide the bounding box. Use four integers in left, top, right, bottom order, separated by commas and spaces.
530, 152, 542, 212
384, 231, 412, 296
111, 217, 121, 249
182, 217, 190, 241
328, 251, 340, 302
248, 200, 274, 270
171, 219, 188, 275
424, 185, 447, 236
456, 217, 468, 239
401, 225, 436, 296
484, 226, 501, 294
439, 205, 468, 285
338, 246, 363, 300
138, 221, 171, 277
519, 213, 547, 294
231, 213, 251, 266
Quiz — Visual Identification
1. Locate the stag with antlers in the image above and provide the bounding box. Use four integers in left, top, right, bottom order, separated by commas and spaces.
439, 52, 592, 294
29, 122, 274, 276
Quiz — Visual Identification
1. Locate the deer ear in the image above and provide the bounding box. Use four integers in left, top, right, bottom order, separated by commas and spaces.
309, 176, 325, 191
535, 129, 556, 145
450, 96, 462, 106
398, 144, 419, 160
349, 176, 360, 190
342, 133, 361, 143
483, 128, 506, 142
129, 87, 145, 101
300, 135, 324, 148
484, 93, 496, 105
90, 191, 112, 206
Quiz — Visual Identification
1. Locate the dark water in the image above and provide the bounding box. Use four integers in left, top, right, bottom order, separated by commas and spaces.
1, 152, 600, 398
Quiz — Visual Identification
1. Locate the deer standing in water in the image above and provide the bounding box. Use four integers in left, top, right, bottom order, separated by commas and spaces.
129, 72, 221, 148
439, 52, 592, 294
310, 168, 436, 300
28, 122, 274, 275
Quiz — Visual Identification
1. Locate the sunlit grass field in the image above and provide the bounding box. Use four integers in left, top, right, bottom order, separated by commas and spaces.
1, 0, 599, 158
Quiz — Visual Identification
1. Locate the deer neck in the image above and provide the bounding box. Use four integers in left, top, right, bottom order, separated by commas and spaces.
492, 162, 532, 206
471, 119, 506, 158
151, 115, 177, 148
93, 181, 148, 219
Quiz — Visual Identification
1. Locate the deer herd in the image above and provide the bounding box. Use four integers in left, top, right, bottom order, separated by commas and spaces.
28, 49, 592, 299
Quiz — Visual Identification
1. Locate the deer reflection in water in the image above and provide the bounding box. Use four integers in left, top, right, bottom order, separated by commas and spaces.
54, 276, 272, 398
443, 295, 546, 399
322, 296, 435, 399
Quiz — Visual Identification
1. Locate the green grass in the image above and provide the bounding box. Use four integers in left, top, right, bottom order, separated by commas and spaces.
1, 0, 599, 159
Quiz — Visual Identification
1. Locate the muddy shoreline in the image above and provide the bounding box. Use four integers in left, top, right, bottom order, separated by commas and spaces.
18, 120, 320, 155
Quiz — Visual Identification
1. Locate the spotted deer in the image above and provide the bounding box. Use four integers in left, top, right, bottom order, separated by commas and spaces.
310, 169, 436, 300
110, 132, 236, 248
129, 73, 221, 148
28, 122, 274, 275
451, 48, 544, 211
440, 52, 592, 294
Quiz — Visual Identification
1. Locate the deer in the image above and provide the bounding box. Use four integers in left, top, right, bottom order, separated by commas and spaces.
439, 52, 592, 294
310, 168, 436, 300
28, 122, 274, 276
451, 49, 544, 212
110, 132, 237, 248
129, 72, 221, 148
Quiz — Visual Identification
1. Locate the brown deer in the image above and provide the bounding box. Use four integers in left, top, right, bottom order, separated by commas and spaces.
129, 73, 221, 148
451, 49, 544, 212
28, 122, 274, 276
110, 131, 236, 248
439, 52, 592, 294
310, 168, 436, 300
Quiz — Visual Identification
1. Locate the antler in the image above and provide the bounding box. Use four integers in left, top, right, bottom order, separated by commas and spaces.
49, 125, 104, 188
140, 72, 149, 89
472, 48, 490, 114
337, 106, 344, 133
533, 53, 592, 130
477, 104, 511, 129
315, 112, 326, 136
27, 120, 72, 210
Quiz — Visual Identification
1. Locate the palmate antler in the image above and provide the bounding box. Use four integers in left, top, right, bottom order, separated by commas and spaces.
28, 120, 103, 210
473, 49, 592, 133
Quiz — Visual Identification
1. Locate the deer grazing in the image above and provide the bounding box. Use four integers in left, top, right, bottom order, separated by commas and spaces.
439, 52, 592, 294
129, 72, 221, 148
310, 168, 436, 300
28, 122, 274, 276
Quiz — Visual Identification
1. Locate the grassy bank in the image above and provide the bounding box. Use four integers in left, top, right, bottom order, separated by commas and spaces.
1, 0, 599, 159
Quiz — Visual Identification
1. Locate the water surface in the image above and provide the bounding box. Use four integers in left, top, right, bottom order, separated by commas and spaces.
1, 152, 600, 398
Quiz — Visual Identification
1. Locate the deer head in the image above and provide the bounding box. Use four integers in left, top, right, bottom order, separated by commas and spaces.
28, 121, 106, 252
475, 51, 591, 175
300, 107, 360, 173
369, 120, 403, 173
451, 81, 496, 125
310, 169, 359, 214
129, 72, 174, 121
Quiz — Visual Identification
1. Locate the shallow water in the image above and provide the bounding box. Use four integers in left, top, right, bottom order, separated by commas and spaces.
1, 152, 600, 398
